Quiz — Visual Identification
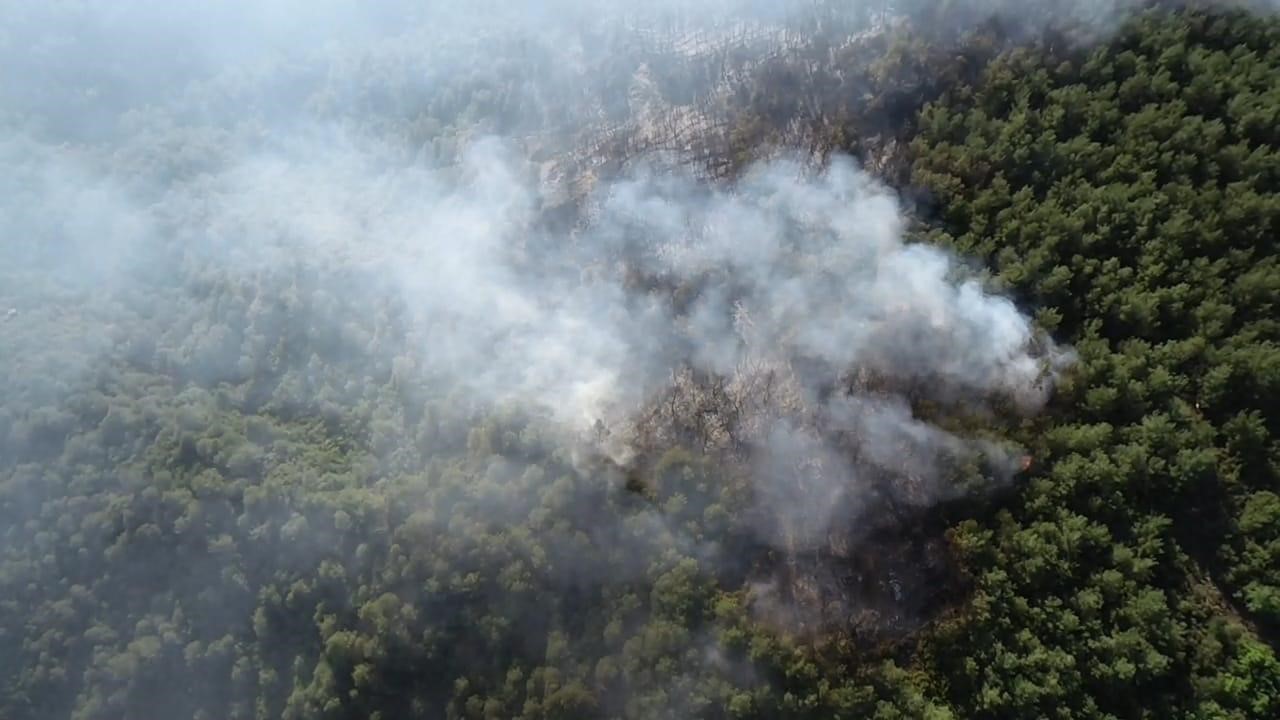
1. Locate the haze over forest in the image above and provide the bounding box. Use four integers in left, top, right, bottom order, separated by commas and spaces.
2, 1, 1279, 718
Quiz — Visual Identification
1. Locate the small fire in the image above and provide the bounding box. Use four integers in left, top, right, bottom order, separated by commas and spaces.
1020, 455, 1034, 472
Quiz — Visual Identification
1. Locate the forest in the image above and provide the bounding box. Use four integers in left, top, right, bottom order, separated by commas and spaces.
1, 1, 1279, 718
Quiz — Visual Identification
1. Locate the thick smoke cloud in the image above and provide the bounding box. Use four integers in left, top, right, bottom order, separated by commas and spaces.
0, 0, 1075, 555
0, 3, 1123, 664
122, 125, 1069, 481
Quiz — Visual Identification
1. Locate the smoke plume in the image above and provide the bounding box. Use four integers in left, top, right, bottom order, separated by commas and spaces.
0, 0, 1079, 601
0, 6, 1116, 697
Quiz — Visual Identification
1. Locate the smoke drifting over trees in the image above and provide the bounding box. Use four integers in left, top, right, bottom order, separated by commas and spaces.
2, 0, 1066, 555
3, 1, 1280, 719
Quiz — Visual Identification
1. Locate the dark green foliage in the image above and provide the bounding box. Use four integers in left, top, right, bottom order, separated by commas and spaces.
911, 7, 1280, 718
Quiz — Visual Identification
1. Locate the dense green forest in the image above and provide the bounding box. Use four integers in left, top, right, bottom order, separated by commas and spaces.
2, 2, 1279, 719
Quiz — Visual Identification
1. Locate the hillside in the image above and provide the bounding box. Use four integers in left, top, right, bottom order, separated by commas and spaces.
2, 2, 1279, 719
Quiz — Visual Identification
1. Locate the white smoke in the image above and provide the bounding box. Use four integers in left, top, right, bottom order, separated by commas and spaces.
0, 0, 1085, 563
95, 126, 1067, 556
